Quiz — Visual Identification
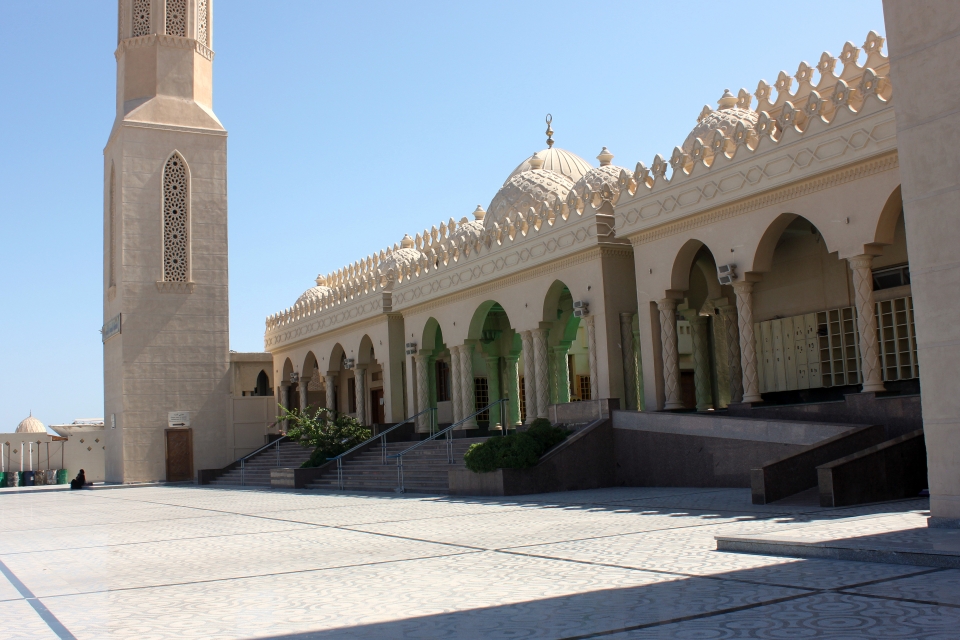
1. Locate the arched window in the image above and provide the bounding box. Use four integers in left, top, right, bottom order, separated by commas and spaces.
255, 370, 270, 396
131, 0, 151, 37
162, 152, 189, 282
165, 0, 186, 37
109, 163, 116, 287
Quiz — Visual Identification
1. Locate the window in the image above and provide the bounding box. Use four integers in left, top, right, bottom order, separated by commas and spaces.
197, 0, 209, 45
474, 378, 489, 422
578, 376, 592, 401
165, 0, 186, 37
109, 163, 116, 287
519, 376, 526, 423
254, 371, 269, 396
132, 0, 151, 37
873, 264, 910, 291
162, 152, 189, 282
435, 360, 451, 402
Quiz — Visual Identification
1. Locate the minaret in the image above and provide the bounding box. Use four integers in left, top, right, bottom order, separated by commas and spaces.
103, 0, 229, 482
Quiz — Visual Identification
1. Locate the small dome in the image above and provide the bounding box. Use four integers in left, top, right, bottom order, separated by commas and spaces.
296, 275, 332, 305
570, 147, 630, 207
449, 207, 486, 244
16, 414, 45, 434
378, 235, 423, 280
487, 155, 575, 229
682, 89, 759, 154
504, 147, 593, 185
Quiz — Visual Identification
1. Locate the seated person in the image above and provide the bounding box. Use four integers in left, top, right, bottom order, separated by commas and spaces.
70, 469, 86, 490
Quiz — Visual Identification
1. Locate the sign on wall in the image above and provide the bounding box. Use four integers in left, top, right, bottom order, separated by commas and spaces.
102, 314, 122, 342
168, 411, 191, 428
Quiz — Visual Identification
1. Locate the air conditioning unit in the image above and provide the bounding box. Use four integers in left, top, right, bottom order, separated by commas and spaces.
343, 358, 355, 370
289, 372, 299, 384
405, 342, 418, 355
573, 301, 589, 317
717, 263, 738, 285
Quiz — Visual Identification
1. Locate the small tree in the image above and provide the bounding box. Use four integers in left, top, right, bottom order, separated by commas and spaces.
278, 406, 371, 468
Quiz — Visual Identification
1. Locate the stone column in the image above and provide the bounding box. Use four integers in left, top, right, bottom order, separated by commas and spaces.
554, 346, 570, 404
620, 312, 638, 410
532, 327, 550, 419
354, 367, 367, 426
325, 373, 337, 412
298, 376, 311, 412
657, 299, 684, 410
505, 354, 521, 427
849, 254, 886, 393
449, 346, 462, 423
720, 305, 743, 403
732, 282, 762, 403
521, 331, 537, 424
414, 354, 430, 432
687, 314, 714, 411
485, 355, 502, 427
460, 342, 477, 428
280, 382, 292, 430
583, 315, 598, 401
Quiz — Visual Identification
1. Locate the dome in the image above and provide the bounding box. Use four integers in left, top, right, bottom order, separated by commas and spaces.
682, 89, 759, 154
296, 275, 332, 305
378, 235, 423, 280
504, 147, 593, 185
16, 413, 45, 434
570, 147, 631, 206
449, 206, 486, 244
486, 153, 575, 229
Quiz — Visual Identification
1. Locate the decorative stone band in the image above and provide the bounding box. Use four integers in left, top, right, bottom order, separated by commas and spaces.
155, 281, 195, 293
115, 34, 214, 61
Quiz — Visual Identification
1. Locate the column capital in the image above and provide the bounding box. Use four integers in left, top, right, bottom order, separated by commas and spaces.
848, 254, 875, 270
325, 371, 339, 379
657, 298, 677, 311
731, 281, 754, 294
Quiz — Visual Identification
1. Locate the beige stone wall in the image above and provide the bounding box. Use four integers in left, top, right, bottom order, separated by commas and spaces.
883, 0, 960, 520
0, 432, 105, 482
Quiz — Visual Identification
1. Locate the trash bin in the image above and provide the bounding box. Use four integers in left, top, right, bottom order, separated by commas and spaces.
45, 470, 57, 485
7, 472, 19, 487
22, 471, 35, 486
0, 471, 5, 487
56, 469, 68, 485
34, 470, 46, 486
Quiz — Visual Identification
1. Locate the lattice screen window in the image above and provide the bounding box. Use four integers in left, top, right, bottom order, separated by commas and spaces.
162, 153, 189, 282
118, 0, 125, 42
197, 0, 209, 45
166, 0, 187, 37
132, 0, 151, 37
474, 378, 489, 422
578, 375, 591, 401
109, 164, 116, 287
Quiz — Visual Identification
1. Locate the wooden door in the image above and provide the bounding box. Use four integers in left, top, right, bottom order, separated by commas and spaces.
370, 389, 385, 424
165, 428, 193, 482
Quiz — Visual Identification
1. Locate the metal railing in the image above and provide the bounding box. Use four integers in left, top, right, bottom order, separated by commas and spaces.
239, 434, 287, 486
327, 406, 437, 490
389, 398, 508, 493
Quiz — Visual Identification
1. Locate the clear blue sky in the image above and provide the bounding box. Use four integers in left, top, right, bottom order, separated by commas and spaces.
0, 1, 885, 431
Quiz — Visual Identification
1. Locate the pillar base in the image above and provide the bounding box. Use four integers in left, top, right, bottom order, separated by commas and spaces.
861, 383, 887, 394
742, 394, 763, 404
663, 402, 685, 411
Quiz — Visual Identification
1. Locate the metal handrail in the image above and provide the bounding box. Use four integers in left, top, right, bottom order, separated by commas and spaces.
389, 398, 508, 493
239, 431, 286, 487
326, 406, 437, 490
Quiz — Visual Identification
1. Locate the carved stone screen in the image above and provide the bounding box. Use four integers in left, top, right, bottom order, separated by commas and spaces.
165, 0, 187, 37
131, 0, 151, 37
197, 0, 208, 45
162, 153, 189, 282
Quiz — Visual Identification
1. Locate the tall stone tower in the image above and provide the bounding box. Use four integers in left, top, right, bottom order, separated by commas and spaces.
103, 0, 229, 482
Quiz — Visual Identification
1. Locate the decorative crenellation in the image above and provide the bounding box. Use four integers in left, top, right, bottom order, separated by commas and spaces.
115, 34, 215, 61
623, 31, 890, 195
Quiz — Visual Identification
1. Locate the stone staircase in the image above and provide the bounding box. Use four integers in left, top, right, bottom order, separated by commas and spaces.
306, 437, 487, 494
208, 441, 312, 487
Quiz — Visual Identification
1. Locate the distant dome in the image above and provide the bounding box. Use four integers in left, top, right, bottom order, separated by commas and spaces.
504, 147, 593, 185
569, 147, 630, 207
16, 414, 45, 434
487, 153, 574, 229
378, 235, 423, 280
449, 206, 486, 244
296, 275, 332, 305
682, 89, 759, 154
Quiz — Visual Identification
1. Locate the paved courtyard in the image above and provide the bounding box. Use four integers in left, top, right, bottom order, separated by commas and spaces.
0, 485, 955, 638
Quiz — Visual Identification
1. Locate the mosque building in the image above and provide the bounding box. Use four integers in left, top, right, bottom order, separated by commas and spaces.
101, 1, 960, 525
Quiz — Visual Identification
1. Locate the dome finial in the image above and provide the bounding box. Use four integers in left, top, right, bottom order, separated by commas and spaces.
472, 205, 486, 221
717, 89, 737, 110
545, 114, 554, 148
401, 234, 414, 249
597, 147, 614, 166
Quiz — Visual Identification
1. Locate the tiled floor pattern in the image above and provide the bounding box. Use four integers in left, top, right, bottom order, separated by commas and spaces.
0, 485, 954, 638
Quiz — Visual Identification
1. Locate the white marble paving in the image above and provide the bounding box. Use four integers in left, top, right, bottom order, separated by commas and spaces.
0, 485, 955, 639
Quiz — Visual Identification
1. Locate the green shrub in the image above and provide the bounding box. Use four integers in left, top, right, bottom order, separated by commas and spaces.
463, 421, 569, 473
277, 405, 371, 468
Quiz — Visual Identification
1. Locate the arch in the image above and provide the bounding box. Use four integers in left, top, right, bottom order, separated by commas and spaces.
302, 351, 319, 380
542, 280, 573, 323
357, 335, 376, 365
753, 213, 840, 273
421, 317, 444, 352
162, 151, 190, 283
468, 300, 504, 340
670, 239, 713, 292
255, 370, 270, 396
874, 185, 903, 247
281, 358, 294, 384
328, 343, 346, 369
